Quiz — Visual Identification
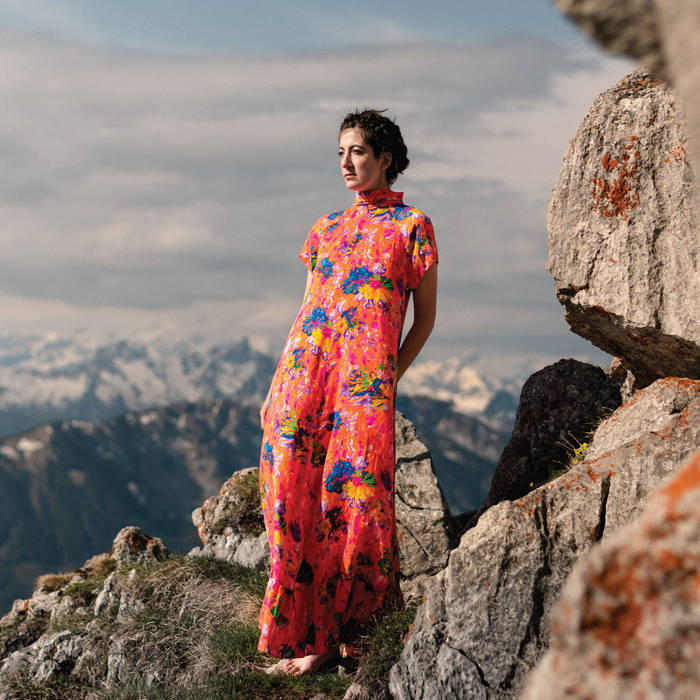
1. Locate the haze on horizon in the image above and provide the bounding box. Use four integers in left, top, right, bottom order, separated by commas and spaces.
0, 0, 634, 364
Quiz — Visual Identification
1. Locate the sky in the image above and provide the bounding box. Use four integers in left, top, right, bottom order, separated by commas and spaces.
0, 0, 635, 364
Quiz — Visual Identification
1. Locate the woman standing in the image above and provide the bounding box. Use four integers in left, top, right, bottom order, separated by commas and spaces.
258, 109, 438, 675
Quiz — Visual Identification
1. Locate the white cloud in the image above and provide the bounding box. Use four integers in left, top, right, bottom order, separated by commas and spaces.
0, 29, 634, 357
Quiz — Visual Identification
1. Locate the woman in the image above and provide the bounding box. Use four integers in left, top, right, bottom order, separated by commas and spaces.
257, 109, 438, 676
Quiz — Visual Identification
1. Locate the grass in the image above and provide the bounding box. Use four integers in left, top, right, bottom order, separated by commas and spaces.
60, 575, 110, 608
353, 606, 418, 699
1, 554, 414, 700
0, 669, 89, 699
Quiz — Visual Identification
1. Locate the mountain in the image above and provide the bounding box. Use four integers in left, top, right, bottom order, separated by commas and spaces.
0, 332, 276, 440
396, 394, 510, 514
0, 398, 262, 613
0, 331, 546, 441
0, 330, 535, 609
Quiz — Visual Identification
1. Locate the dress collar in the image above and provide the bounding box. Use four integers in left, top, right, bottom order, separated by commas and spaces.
353, 189, 404, 207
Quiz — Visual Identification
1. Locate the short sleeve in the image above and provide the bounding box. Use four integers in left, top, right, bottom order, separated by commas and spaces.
407, 215, 438, 290
299, 218, 323, 272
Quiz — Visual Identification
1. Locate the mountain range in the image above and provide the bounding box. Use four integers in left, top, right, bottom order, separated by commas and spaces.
0, 329, 559, 611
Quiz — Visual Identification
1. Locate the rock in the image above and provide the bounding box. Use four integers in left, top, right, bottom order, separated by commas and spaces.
522, 447, 700, 700
49, 594, 78, 621
105, 639, 129, 687
0, 630, 83, 685
389, 378, 700, 699
607, 357, 636, 403
190, 466, 269, 571
394, 411, 457, 579
553, 0, 665, 76
654, 1, 700, 200
116, 589, 144, 623
471, 359, 620, 525
191, 413, 457, 582
547, 70, 699, 387
110, 526, 168, 564
553, 0, 700, 209
94, 572, 118, 617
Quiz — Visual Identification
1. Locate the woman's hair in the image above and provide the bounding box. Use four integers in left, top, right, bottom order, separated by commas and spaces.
339, 109, 409, 185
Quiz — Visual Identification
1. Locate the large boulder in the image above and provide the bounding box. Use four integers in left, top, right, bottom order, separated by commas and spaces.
554, 0, 700, 199
553, 0, 664, 76
389, 378, 700, 699
472, 359, 620, 525
190, 412, 457, 588
547, 70, 699, 388
522, 447, 700, 699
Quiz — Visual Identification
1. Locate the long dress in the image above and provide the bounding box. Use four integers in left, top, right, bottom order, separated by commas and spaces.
257, 188, 438, 658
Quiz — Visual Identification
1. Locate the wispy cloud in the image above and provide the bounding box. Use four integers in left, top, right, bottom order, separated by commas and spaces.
0, 29, 634, 357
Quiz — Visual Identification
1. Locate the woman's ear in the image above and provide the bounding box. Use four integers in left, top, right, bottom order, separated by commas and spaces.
380, 152, 392, 172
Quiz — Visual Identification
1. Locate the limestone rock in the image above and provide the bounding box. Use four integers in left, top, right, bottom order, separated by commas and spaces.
471, 359, 620, 525
105, 639, 129, 687
0, 630, 83, 685
110, 526, 168, 564
547, 70, 699, 387
522, 448, 700, 700
389, 378, 699, 699
94, 572, 118, 617
554, 0, 700, 211
553, 0, 665, 76
190, 466, 269, 571
394, 411, 457, 580
653, 1, 700, 204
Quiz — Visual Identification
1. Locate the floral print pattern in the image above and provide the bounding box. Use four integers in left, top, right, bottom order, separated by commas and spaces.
258, 189, 438, 658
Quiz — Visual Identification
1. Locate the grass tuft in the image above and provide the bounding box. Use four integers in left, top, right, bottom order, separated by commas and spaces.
35, 573, 73, 593
353, 606, 417, 698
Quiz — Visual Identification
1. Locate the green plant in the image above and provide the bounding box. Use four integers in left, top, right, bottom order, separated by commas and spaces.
211, 471, 264, 537
353, 605, 417, 698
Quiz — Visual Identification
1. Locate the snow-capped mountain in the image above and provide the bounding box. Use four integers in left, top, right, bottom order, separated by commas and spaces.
0, 329, 555, 440
0, 331, 276, 439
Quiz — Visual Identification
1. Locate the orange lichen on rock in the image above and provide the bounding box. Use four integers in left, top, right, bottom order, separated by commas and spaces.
589, 137, 641, 221
667, 145, 688, 164
656, 450, 700, 511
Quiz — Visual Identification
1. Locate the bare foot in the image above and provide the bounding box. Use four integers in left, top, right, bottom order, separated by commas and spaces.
264, 648, 339, 676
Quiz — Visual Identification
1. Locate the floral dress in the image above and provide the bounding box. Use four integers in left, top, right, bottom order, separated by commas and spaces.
257, 188, 437, 658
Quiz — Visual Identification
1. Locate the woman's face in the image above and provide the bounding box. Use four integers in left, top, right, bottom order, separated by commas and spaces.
338, 128, 390, 191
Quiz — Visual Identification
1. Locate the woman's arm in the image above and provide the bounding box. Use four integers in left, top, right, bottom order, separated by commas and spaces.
260, 270, 314, 429
397, 262, 437, 383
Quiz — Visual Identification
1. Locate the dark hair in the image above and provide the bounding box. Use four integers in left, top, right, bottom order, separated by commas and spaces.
339, 109, 409, 185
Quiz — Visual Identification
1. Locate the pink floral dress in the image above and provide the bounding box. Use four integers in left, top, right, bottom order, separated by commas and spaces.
257, 188, 437, 658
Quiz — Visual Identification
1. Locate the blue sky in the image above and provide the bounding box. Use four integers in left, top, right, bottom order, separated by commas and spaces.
0, 1, 634, 364
0, 0, 584, 52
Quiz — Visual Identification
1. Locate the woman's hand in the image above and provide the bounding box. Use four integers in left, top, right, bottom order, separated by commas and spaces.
260, 271, 313, 431
260, 392, 271, 430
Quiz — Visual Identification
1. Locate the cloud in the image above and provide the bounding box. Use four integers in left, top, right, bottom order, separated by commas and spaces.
0, 29, 634, 357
